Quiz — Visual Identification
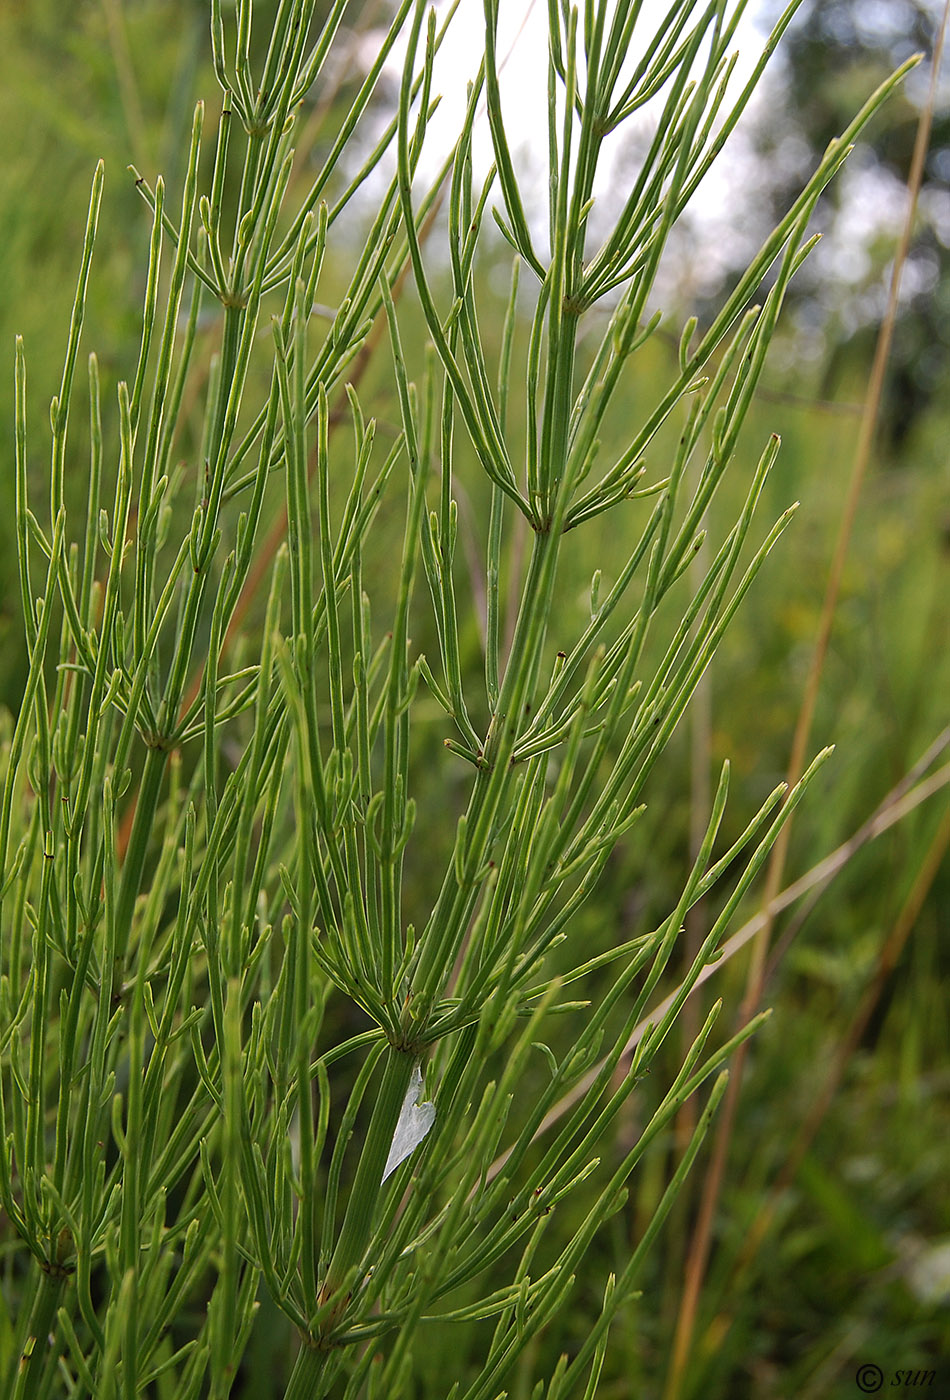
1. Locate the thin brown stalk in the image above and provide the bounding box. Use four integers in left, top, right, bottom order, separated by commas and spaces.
664, 495, 713, 1317
480, 745, 950, 1189
699, 802, 950, 1357
288, 0, 389, 189
665, 9, 950, 1392
679, 469, 714, 1136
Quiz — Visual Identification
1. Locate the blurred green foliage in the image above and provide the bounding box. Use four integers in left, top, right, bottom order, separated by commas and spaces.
1, 2, 948, 1395
0, 0, 209, 707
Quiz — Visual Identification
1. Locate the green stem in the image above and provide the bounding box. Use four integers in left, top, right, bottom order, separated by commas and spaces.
319, 1045, 415, 1316
11, 1269, 66, 1400
112, 744, 166, 996
283, 1339, 334, 1400
410, 463, 566, 1016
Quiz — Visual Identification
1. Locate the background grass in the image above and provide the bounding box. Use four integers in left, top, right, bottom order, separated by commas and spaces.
1, 1, 948, 1395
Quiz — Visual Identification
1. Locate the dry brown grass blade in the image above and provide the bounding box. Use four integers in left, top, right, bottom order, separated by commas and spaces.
666, 6, 950, 1391
692, 801, 950, 1368
480, 741, 950, 1189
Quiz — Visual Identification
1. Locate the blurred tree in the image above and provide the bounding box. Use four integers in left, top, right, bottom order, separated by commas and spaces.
753, 0, 949, 452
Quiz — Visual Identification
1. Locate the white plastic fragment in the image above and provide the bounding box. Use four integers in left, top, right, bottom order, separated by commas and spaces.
382, 1062, 436, 1182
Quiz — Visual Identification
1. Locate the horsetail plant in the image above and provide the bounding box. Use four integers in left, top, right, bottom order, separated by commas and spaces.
0, 1, 912, 1396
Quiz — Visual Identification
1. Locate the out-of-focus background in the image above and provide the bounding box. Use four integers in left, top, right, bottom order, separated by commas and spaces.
1, 1, 947, 1395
